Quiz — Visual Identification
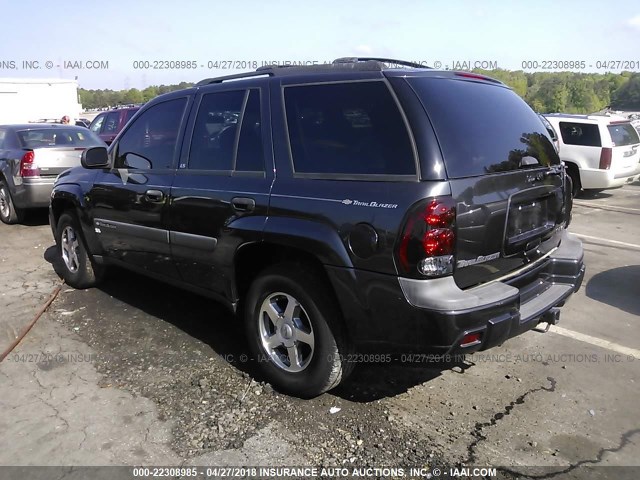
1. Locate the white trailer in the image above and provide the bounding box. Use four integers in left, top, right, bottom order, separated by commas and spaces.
0, 78, 82, 125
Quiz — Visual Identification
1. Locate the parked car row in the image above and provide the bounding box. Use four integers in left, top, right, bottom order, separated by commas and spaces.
88, 106, 140, 145
541, 113, 640, 197
0, 106, 142, 223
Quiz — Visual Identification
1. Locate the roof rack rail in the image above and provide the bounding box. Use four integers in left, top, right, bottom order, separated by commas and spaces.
196, 57, 431, 85
332, 57, 431, 69
255, 63, 301, 72
196, 71, 274, 86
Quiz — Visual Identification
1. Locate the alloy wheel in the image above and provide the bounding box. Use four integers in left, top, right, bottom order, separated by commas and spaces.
258, 292, 315, 373
61, 225, 80, 273
0, 188, 9, 219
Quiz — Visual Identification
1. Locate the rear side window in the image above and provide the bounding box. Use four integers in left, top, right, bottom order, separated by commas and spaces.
558, 122, 601, 147
607, 123, 640, 146
188, 89, 265, 172
0, 129, 5, 149
284, 81, 416, 176
407, 78, 560, 178
188, 91, 245, 170
235, 90, 265, 172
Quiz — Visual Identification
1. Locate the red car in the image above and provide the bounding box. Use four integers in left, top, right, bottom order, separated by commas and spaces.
89, 106, 140, 145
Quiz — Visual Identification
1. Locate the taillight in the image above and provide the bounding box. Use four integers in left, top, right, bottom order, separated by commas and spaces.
460, 332, 482, 348
397, 197, 456, 277
599, 148, 612, 170
19, 151, 40, 177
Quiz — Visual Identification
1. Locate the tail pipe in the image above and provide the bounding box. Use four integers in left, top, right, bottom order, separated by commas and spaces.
534, 307, 560, 333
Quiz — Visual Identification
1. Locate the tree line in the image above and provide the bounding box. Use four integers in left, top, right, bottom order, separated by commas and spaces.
78, 71, 640, 112
79, 82, 194, 110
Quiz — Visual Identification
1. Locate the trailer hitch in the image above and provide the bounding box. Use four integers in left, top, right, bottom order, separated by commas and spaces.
533, 307, 560, 333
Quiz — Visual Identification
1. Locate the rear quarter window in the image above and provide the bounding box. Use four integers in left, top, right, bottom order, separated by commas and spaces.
407, 77, 560, 178
607, 123, 640, 146
558, 122, 601, 147
284, 81, 416, 177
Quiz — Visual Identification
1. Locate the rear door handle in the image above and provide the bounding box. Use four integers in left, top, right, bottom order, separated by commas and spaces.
144, 189, 165, 203
231, 197, 255, 212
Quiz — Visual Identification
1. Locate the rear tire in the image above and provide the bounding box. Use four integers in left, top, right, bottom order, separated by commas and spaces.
0, 180, 23, 225
566, 165, 581, 198
55, 212, 101, 289
243, 263, 353, 398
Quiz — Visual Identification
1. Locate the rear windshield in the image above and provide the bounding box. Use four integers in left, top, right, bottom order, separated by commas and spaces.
407, 77, 560, 178
17, 128, 104, 149
607, 123, 640, 147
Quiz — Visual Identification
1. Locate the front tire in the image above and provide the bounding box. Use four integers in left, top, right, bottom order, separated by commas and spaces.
0, 180, 23, 225
55, 212, 101, 289
243, 264, 353, 398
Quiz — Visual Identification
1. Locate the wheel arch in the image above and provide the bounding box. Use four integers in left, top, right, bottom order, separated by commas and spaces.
233, 238, 357, 337
563, 160, 580, 176
50, 186, 101, 254
234, 216, 352, 294
563, 160, 582, 196
234, 242, 337, 305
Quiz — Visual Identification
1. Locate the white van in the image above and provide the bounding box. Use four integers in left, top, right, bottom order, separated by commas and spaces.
544, 113, 640, 196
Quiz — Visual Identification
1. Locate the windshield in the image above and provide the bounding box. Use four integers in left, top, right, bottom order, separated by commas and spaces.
17, 128, 104, 149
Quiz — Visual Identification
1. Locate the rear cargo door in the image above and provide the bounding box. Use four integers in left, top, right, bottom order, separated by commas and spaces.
406, 75, 567, 289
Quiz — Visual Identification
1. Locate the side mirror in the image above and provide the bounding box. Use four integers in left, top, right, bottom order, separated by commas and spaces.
81, 147, 109, 169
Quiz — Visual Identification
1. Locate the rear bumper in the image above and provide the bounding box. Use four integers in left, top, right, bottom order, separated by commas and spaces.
579, 167, 640, 190
12, 178, 55, 209
329, 230, 585, 355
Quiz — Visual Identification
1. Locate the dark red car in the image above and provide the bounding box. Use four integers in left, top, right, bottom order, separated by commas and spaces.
89, 106, 140, 145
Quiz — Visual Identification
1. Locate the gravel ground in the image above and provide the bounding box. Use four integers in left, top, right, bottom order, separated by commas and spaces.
51, 268, 456, 472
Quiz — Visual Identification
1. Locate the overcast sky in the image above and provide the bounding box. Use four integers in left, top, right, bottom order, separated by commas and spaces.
1, 0, 639, 89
